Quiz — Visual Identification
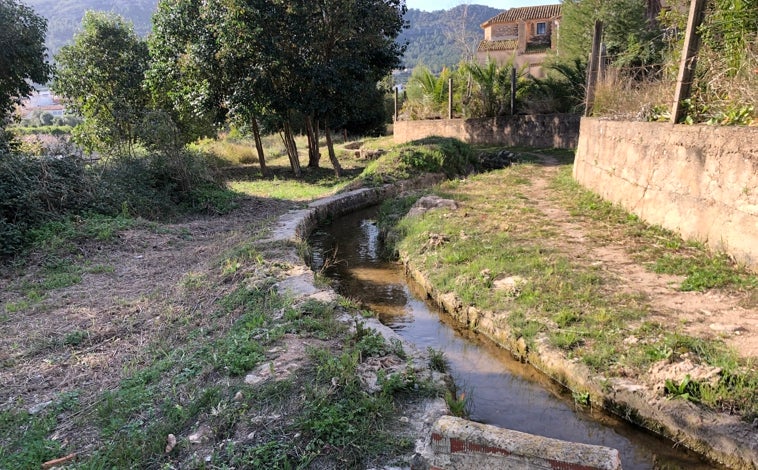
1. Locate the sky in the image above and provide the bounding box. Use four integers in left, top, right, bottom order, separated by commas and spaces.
404, 0, 555, 11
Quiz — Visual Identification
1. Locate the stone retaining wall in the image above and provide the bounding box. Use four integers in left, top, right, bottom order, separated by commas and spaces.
393, 115, 580, 149
574, 118, 758, 270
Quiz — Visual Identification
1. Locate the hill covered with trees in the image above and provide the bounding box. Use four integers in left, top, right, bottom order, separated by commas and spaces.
24, 0, 157, 54
398, 5, 501, 72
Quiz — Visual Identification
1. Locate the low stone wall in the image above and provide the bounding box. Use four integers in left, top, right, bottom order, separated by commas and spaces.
426, 416, 621, 470
393, 114, 580, 149
574, 118, 758, 270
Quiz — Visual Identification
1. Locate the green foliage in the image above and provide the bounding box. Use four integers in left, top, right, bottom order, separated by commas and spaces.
0, 0, 51, 150
699, 0, 758, 74
53, 11, 151, 154
427, 347, 447, 372
461, 60, 514, 117
558, 0, 663, 68
0, 149, 232, 257
363, 136, 475, 185
664, 374, 700, 402
403, 65, 452, 119
444, 390, 469, 417
0, 410, 62, 469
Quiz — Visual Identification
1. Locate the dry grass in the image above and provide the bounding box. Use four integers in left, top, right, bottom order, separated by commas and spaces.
591, 67, 676, 121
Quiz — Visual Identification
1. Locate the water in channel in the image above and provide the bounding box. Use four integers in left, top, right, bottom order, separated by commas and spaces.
307, 205, 719, 470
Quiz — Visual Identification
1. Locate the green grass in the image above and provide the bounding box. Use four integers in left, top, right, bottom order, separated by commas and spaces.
551, 166, 758, 292
383, 149, 758, 421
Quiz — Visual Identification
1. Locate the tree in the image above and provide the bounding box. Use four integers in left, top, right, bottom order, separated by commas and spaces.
147, 0, 226, 150
53, 11, 150, 154
559, 0, 662, 69
0, 0, 51, 149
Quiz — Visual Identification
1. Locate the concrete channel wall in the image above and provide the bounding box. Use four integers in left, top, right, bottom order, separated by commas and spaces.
574, 118, 758, 270
427, 416, 621, 470
272, 181, 626, 470
394, 115, 580, 149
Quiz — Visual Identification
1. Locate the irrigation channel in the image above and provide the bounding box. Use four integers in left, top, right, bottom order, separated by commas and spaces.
307, 205, 719, 470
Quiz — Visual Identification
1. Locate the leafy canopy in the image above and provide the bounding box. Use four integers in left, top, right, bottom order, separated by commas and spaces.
0, 0, 51, 147
53, 11, 150, 154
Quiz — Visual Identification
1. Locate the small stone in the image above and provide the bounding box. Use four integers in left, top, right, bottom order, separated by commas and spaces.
165, 434, 177, 453
233, 391, 244, 402
399, 416, 410, 423
189, 425, 212, 444
28, 401, 53, 415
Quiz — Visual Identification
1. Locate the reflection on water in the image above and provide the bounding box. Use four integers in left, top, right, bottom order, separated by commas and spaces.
308, 206, 718, 470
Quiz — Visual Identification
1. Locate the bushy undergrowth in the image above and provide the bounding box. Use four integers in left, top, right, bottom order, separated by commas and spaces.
0, 150, 232, 257
360, 136, 476, 185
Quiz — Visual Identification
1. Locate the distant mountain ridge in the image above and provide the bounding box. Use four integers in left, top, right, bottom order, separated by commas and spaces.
398, 5, 502, 72
25, 0, 158, 55
24, 0, 501, 71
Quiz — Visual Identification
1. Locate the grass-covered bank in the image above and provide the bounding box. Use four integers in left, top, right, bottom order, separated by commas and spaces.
0, 136, 477, 469
379, 150, 758, 426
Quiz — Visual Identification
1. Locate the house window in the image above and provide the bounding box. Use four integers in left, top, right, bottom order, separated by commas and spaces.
536, 22, 547, 35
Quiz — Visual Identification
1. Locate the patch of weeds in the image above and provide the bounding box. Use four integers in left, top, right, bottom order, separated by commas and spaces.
550, 330, 584, 351
233, 440, 295, 469
664, 375, 700, 402
572, 390, 591, 406
3, 299, 30, 314
41, 271, 81, 290
300, 345, 406, 466
63, 330, 89, 346
355, 328, 391, 358
86, 263, 115, 274
582, 342, 621, 371
213, 329, 266, 376
444, 390, 469, 418
653, 253, 755, 291
180, 271, 206, 289
283, 299, 343, 339
428, 347, 447, 372
0, 410, 63, 469
507, 311, 544, 344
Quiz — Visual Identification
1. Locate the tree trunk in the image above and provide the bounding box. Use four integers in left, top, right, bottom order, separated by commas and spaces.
250, 117, 268, 177
324, 120, 342, 177
283, 120, 301, 177
306, 115, 320, 168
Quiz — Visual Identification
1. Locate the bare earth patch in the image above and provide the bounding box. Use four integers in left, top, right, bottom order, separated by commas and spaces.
0, 196, 293, 418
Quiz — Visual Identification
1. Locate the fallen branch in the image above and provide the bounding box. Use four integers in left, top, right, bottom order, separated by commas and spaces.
41, 453, 77, 469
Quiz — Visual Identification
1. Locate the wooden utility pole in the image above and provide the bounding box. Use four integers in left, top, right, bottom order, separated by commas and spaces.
671, 0, 707, 123
510, 66, 517, 115
584, 20, 603, 117
448, 78, 453, 119
394, 87, 399, 122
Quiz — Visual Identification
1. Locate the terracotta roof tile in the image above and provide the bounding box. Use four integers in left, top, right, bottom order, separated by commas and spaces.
482, 4, 561, 27
477, 39, 518, 52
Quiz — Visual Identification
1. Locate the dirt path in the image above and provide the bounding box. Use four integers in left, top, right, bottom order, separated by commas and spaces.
519, 154, 757, 359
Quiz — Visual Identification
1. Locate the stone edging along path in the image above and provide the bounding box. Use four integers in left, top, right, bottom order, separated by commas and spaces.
402, 259, 758, 470
265, 177, 757, 470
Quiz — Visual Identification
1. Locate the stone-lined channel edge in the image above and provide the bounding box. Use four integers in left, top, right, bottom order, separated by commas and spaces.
267, 179, 757, 469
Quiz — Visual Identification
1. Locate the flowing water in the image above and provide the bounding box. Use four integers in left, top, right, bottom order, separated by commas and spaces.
308, 205, 719, 470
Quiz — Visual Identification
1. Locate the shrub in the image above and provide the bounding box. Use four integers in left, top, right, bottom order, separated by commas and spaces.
0, 148, 231, 257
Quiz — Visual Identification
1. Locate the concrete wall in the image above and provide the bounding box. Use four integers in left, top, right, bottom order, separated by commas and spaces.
394, 115, 580, 149
573, 118, 758, 269
424, 416, 622, 470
